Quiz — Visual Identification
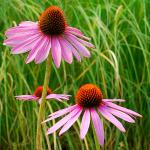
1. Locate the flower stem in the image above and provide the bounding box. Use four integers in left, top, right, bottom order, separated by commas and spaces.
92, 124, 101, 150
36, 54, 52, 150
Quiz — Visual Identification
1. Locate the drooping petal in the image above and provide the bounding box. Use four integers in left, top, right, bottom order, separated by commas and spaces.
65, 33, 91, 57
19, 21, 38, 27
46, 93, 70, 101
80, 109, 90, 139
102, 99, 125, 102
38, 98, 42, 104
105, 102, 142, 117
61, 36, 81, 62
35, 36, 51, 64
25, 35, 47, 63
5, 29, 39, 40
51, 36, 62, 68
58, 36, 73, 64
54, 95, 70, 100
68, 34, 95, 48
52, 94, 71, 98
106, 107, 135, 123
48, 104, 78, 117
46, 106, 81, 135
11, 33, 41, 54
99, 106, 126, 132
15, 95, 38, 101
90, 108, 104, 146
4, 31, 40, 47
65, 29, 90, 41
5, 24, 38, 37
38, 95, 69, 104
70, 45, 81, 62
66, 26, 83, 35
59, 107, 82, 135
43, 105, 77, 124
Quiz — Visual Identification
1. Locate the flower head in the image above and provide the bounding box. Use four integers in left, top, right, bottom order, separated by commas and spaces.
15, 86, 70, 104
43, 84, 142, 145
4, 6, 94, 68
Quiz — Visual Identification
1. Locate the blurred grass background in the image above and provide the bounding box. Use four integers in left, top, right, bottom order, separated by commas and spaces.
0, 0, 150, 149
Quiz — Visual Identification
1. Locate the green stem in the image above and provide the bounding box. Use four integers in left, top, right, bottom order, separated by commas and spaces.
92, 124, 101, 150
36, 54, 52, 150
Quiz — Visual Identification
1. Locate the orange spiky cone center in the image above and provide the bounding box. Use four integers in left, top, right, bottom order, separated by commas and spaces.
34, 86, 52, 98
76, 84, 103, 108
39, 6, 67, 35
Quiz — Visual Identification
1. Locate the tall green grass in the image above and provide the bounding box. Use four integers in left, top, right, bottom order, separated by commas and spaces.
0, 0, 150, 149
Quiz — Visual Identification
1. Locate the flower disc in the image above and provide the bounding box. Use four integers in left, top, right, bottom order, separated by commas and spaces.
76, 84, 103, 108
34, 86, 52, 98
39, 6, 66, 35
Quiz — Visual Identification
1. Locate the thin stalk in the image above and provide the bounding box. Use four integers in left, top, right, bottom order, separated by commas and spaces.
36, 54, 52, 150
92, 124, 100, 150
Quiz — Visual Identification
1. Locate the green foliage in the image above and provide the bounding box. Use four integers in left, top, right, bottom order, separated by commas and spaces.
0, 0, 150, 149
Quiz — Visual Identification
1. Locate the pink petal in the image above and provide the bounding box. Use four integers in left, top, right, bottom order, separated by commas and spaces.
60, 36, 81, 62
90, 108, 104, 145
102, 99, 125, 102
19, 21, 38, 27
25, 36, 47, 63
58, 36, 73, 64
107, 107, 135, 123
52, 94, 71, 98
80, 109, 90, 139
43, 105, 78, 123
35, 36, 51, 64
69, 45, 81, 62
46, 94, 70, 101
4, 31, 39, 47
51, 36, 62, 68
15, 95, 38, 101
68, 34, 94, 48
59, 108, 82, 135
5, 25, 38, 37
38, 98, 42, 104
11, 33, 41, 54
5, 29, 39, 39
76, 37, 95, 48
66, 26, 83, 35
46, 106, 80, 135
48, 104, 78, 117
65, 30, 90, 41
105, 102, 142, 117
65, 33, 91, 57
99, 106, 126, 132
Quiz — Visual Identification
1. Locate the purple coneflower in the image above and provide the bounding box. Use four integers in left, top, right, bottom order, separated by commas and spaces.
15, 86, 70, 104
4, 6, 94, 68
43, 84, 142, 145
